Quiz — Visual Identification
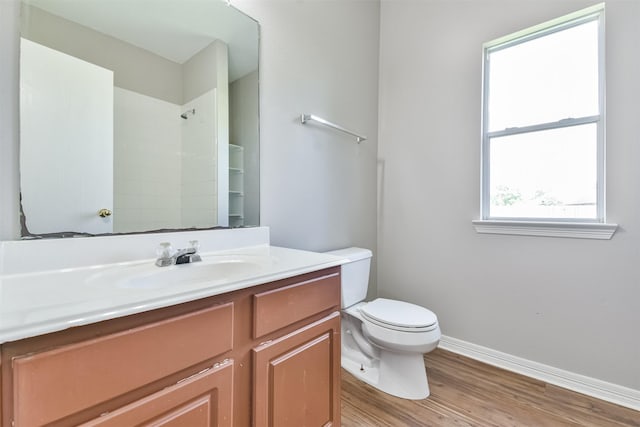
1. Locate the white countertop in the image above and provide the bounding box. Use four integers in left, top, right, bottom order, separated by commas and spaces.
0, 229, 345, 343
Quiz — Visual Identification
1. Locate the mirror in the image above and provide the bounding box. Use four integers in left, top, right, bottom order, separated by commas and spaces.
19, 0, 259, 237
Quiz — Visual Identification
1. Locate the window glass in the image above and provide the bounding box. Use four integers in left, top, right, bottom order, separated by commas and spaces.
489, 124, 597, 219
488, 20, 599, 132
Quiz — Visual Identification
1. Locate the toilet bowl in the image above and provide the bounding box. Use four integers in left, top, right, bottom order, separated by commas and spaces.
325, 247, 441, 400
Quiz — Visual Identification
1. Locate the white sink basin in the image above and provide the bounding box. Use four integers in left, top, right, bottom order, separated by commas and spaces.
86, 254, 276, 291
118, 260, 263, 290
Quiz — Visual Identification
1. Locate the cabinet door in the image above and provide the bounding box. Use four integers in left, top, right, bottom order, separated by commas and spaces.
80, 360, 233, 427
253, 312, 340, 427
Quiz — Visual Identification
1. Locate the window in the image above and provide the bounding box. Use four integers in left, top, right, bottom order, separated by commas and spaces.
480, 4, 607, 229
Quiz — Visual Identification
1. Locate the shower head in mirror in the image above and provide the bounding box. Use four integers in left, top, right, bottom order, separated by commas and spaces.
180, 109, 196, 120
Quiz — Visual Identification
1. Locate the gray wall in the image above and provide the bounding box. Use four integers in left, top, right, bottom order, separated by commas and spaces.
378, 0, 640, 390
234, 0, 380, 295
183, 40, 228, 104
22, 5, 183, 104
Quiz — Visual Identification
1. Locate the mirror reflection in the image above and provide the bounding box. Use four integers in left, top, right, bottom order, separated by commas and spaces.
19, 0, 259, 236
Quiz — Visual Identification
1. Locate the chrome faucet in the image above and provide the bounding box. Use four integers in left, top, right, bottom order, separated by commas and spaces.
155, 240, 202, 267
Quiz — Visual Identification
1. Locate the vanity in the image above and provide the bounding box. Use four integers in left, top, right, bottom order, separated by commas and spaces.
0, 228, 345, 426
0, 1, 347, 424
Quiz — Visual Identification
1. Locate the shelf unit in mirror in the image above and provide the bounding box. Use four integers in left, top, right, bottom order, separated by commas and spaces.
229, 144, 245, 227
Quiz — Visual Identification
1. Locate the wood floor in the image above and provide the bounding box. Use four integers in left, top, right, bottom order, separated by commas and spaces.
341, 349, 640, 426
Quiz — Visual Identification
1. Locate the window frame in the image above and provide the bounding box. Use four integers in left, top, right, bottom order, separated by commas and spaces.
480, 4, 606, 225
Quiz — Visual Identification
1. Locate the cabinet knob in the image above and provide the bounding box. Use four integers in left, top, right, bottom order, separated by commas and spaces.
98, 208, 112, 218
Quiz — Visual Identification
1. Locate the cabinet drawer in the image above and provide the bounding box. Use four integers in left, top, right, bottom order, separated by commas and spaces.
80, 360, 234, 427
12, 302, 233, 427
253, 271, 340, 338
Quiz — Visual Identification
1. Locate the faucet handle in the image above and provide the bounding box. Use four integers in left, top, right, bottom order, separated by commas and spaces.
187, 240, 202, 263
188, 240, 200, 252
157, 242, 173, 259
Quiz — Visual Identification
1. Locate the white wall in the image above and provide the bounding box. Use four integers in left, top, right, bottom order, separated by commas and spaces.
232, 1, 380, 295
378, 0, 640, 390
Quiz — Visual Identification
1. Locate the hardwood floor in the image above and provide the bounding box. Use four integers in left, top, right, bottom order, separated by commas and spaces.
341, 349, 640, 426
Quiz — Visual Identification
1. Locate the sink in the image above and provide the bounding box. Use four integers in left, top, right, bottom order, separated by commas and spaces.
117, 259, 263, 290
86, 254, 275, 291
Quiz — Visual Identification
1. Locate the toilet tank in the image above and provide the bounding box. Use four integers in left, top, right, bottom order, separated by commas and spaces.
324, 247, 372, 309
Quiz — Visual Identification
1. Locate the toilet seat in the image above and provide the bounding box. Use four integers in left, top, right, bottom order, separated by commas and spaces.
359, 298, 438, 333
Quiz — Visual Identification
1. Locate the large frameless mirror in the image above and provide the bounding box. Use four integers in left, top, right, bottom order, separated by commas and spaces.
19, 0, 259, 237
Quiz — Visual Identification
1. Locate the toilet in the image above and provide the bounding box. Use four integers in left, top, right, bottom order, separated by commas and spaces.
326, 247, 441, 400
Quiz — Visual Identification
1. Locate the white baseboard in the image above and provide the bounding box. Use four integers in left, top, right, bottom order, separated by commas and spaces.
438, 335, 640, 411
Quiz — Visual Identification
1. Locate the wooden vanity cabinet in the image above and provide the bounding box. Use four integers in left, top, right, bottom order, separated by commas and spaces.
0, 266, 341, 427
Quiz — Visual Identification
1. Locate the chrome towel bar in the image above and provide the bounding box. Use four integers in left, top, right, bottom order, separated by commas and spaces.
300, 114, 367, 143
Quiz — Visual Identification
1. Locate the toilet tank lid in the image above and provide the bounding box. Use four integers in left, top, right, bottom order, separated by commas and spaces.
324, 247, 372, 262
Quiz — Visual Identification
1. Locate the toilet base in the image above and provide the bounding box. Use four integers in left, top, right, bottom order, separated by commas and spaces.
342, 349, 430, 400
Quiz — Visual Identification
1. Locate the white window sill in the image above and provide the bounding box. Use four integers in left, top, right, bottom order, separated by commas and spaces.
472, 220, 618, 240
